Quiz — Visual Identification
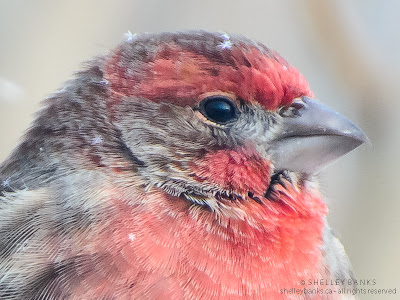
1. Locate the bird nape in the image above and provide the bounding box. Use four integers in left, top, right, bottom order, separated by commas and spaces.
0, 31, 367, 299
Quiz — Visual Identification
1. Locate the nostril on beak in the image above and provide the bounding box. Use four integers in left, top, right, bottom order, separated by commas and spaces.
278, 98, 306, 118
289, 100, 306, 110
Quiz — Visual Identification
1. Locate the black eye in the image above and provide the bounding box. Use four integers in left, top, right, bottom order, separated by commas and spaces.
199, 96, 238, 124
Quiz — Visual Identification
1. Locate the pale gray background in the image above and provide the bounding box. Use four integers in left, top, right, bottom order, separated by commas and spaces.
0, 1, 398, 299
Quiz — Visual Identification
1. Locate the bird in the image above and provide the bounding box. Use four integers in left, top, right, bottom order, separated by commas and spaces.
0, 31, 368, 299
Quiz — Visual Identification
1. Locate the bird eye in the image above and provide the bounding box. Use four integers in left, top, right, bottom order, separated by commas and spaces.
199, 96, 238, 124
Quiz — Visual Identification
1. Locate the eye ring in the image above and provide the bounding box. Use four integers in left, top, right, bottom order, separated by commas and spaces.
198, 95, 239, 124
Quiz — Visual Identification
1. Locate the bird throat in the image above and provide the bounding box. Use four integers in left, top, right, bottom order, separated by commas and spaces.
101, 183, 328, 298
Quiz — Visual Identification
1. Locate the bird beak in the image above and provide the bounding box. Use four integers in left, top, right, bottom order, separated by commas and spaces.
267, 96, 369, 175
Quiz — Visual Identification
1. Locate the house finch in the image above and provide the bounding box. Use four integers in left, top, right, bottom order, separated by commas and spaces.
0, 31, 367, 299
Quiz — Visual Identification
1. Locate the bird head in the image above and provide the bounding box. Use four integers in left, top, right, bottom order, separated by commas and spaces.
81, 31, 368, 215
100, 31, 367, 211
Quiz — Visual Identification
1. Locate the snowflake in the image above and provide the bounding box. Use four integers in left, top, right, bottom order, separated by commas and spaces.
128, 233, 136, 242
91, 135, 103, 145
124, 30, 137, 42
2, 177, 10, 188
217, 39, 233, 50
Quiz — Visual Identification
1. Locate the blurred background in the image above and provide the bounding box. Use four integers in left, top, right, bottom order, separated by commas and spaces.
0, 0, 398, 298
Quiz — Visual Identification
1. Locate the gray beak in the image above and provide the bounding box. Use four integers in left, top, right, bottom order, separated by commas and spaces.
268, 97, 369, 174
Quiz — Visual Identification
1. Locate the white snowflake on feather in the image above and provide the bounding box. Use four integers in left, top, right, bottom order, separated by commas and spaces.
218, 39, 233, 50
124, 30, 137, 42
91, 135, 103, 145
1, 177, 10, 187
128, 233, 136, 242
